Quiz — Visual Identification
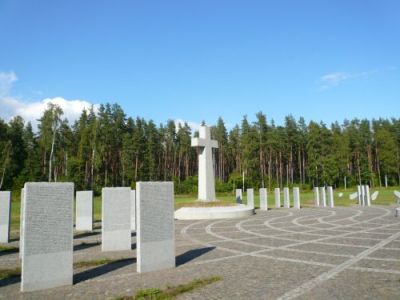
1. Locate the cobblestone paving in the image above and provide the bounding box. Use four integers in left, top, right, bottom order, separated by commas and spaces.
1, 206, 400, 299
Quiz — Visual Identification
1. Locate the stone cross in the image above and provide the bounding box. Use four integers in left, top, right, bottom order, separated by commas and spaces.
191, 125, 218, 201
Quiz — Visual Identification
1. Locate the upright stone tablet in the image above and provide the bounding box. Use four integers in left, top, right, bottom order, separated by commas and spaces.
20, 188, 25, 258
365, 185, 371, 206
235, 189, 242, 204
137, 182, 175, 273
247, 188, 254, 209
283, 187, 290, 208
293, 187, 300, 209
360, 185, 366, 206
259, 188, 267, 210
102, 187, 131, 252
131, 190, 136, 231
275, 188, 281, 208
320, 187, 326, 207
314, 187, 320, 207
327, 186, 334, 208
357, 185, 362, 205
76, 191, 93, 231
21, 182, 74, 292
0, 191, 11, 243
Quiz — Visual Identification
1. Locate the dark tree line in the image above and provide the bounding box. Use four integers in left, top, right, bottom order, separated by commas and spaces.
1, 103, 399, 193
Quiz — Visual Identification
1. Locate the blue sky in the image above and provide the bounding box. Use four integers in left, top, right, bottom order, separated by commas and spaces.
0, 0, 399, 129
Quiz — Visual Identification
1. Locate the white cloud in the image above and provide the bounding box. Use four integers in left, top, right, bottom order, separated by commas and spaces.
319, 69, 377, 90
174, 119, 201, 134
0, 71, 99, 129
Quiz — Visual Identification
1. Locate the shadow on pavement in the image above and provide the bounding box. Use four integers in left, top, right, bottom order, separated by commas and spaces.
176, 247, 216, 266
74, 258, 136, 284
73, 241, 100, 251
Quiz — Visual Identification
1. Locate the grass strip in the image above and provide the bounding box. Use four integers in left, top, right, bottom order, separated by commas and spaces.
117, 276, 222, 300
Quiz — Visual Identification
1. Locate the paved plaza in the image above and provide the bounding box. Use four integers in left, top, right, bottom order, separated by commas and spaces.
1, 205, 400, 299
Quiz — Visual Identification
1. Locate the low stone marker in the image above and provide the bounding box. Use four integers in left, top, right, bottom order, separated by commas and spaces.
0, 191, 11, 243
314, 187, 320, 207
320, 187, 326, 207
20, 188, 25, 258
293, 187, 300, 209
259, 188, 267, 211
371, 191, 379, 201
76, 191, 93, 231
247, 188, 254, 209
283, 187, 290, 208
102, 187, 131, 252
131, 190, 136, 231
235, 189, 242, 204
394, 191, 400, 204
275, 188, 281, 208
21, 182, 74, 292
349, 192, 358, 200
338, 192, 343, 198
327, 186, 334, 208
137, 182, 175, 273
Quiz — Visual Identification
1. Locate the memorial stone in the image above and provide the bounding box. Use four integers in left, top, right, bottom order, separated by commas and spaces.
371, 191, 379, 201
102, 187, 131, 251
327, 186, 334, 208
20, 188, 25, 258
21, 182, 73, 292
247, 188, 254, 209
293, 187, 300, 209
320, 187, 326, 207
314, 187, 320, 206
259, 188, 267, 210
283, 187, 290, 208
0, 191, 11, 243
137, 182, 175, 273
275, 188, 281, 208
76, 191, 93, 231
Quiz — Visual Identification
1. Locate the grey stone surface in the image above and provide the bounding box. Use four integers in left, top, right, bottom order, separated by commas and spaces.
1, 205, 400, 299
320, 187, 326, 207
19, 188, 24, 258
293, 187, 300, 209
247, 188, 254, 209
0, 191, 11, 243
191, 125, 218, 202
102, 187, 131, 252
327, 186, 334, 208
283, 187, 290, 208
314, 187, 320, 206
366, 185, 371, 206
259, 188, 267, 210
131, 190, 136, 231
235, 189, 242, 204
76, 191, 93, 231
357, 185, 362, 205
275, 188, 281, 208
137, 182, 175, 273
21, 182, 74, 292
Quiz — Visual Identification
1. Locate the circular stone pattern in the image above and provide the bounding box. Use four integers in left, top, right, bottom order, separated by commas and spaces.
175, 204, 255, 220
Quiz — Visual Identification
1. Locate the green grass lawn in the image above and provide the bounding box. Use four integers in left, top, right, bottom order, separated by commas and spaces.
7, 186, 400, 232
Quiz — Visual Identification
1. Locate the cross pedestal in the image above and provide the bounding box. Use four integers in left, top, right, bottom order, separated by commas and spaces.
191, 126, 218, 202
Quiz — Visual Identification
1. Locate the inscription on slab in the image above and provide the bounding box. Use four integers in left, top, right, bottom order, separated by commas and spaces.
102, 187, 131, 251
76, 191, 93, 231
131, 190, 136, 231
0, 191, 11, 243
137, 182, 175, 273
21, 182, 73, 292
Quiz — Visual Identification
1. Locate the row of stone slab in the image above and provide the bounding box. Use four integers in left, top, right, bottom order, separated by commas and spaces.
313, 186, 335, 208
235, 187, 301, 209
2, 182, 175, 293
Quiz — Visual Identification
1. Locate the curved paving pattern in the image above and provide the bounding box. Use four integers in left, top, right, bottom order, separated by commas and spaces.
0, 206, 399, 299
